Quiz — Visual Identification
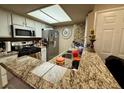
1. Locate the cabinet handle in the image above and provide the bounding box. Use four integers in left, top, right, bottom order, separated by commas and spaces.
23, 22, 25, 25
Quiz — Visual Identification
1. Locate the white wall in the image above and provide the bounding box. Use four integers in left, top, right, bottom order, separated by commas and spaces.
55, 25, 75, 53
55, 24, 85, 53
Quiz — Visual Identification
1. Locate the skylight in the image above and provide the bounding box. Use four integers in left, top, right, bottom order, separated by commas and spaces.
27, 4, 72, 24
28, 10, 58, 24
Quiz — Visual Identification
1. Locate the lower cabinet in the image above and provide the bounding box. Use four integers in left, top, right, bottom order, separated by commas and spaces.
29, 52, 41, 60
1, 75, 8, 87
41, 47, 47, 62
0, 66, 32, 89
0, 66, 8, 88
6, 71, 32, 89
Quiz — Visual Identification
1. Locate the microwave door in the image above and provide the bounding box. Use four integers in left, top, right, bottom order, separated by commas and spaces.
11, 25, 34, 38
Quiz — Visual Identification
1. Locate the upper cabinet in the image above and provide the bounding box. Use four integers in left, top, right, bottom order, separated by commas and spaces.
35, 21, 42, 38
0, 9, 11, 37
25, 18, 35, 28
41, 24, 47, 29
12, 14, 25, 26
0, 9, 52, 38
42, 24, 53, 30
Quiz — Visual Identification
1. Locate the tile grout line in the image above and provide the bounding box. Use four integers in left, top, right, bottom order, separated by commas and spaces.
40, 63, 56, 78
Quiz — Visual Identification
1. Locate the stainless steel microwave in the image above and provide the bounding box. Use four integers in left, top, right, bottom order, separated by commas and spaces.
11, 25, 35, 38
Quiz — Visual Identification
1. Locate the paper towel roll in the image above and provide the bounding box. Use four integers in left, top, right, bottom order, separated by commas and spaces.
5, 41, 11, 52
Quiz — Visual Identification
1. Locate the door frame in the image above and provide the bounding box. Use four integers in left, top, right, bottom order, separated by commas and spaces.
94, 6, 124, 59
94, 6, 124, 31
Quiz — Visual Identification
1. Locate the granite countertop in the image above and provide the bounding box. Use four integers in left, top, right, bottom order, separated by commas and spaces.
0, 51, 18, 58
0, 55, 43, 88
59, 51, 121, 88
0, 50, 121, 89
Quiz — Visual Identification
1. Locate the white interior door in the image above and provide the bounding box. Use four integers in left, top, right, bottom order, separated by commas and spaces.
117, 9, 124, 58
95, 7, 124, 59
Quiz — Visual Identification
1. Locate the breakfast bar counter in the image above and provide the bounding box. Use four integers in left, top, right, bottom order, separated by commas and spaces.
59, 51, 121, 88
0, 50, 121, 89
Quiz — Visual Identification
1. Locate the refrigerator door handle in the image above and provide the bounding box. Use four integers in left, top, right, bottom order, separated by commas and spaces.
54, 41, 56, 48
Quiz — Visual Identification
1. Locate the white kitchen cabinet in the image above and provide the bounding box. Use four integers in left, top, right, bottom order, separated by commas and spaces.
0, 9, 11, 37
42, 24, 51, 29
7, 72, 31, 89
41, 24, 47, 29
0, 66, 7, 88
25, 18, 35, 28
1, 75, 8, 87
41, 24, 53, 31
41, 47, 47, 62
12, 14, 25, 26
0, 67, 2, 88
35, 21, 42, 38
0, 8, 52, 38
45, 24, 52, 28
0, 66, 6, 75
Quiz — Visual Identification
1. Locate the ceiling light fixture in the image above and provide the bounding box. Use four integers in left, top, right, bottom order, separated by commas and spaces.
27, 4, 72, 24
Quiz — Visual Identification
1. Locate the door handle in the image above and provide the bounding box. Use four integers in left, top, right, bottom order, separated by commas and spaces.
54, 41, 56, 48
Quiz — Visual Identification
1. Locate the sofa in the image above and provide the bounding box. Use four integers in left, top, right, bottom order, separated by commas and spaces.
105, 55, 124, 88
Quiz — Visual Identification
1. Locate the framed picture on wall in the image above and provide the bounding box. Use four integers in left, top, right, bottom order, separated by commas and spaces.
62, 28, 72, 39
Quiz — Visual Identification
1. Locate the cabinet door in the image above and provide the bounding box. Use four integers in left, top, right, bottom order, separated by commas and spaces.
35, 22, 42, 38
12, 14, 25, 26
25, 18, 35, 28
0, 9, 11, 37
42, 24, 53, 31
0, 66, 6, 75
0, 66, 8, 88
1, 75, 8, 87
42, 24, 52, 29
41, 48, 46, 62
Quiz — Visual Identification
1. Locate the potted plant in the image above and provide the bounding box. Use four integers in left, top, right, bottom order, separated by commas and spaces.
89, 29, 96, 52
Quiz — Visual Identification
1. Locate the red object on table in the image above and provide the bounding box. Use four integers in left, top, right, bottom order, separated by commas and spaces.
56, 57, 65, 66
72, 57, 80, 69
72, 50, 79, 57
56, 57, 65, 62
73, 57, 80, 62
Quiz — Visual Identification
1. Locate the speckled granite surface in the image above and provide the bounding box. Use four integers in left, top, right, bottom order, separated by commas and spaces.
0, 55, 43, 88
58, 51, 121, 89
0, 51, 121, 89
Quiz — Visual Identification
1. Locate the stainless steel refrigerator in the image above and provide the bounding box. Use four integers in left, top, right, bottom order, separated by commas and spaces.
42, 30, 59, 61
